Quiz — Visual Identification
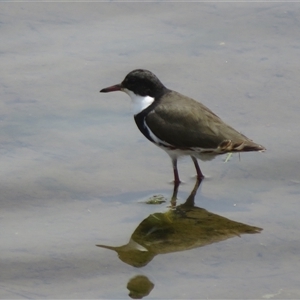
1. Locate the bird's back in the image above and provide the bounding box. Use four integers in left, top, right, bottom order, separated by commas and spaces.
146, 91, 265, 153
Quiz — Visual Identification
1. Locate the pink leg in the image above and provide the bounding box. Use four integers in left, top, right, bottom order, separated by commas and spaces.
191, 156, 205, 179
172, 157, 181, 187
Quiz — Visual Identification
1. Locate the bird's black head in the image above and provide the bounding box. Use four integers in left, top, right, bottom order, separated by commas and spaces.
121, 69, 167, 98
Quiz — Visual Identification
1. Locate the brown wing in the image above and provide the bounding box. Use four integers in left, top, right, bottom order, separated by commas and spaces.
146, 91, 256, 150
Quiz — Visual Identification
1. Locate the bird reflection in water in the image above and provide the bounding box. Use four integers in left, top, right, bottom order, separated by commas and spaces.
126, 275, 154, 299
97, 179, 262, 268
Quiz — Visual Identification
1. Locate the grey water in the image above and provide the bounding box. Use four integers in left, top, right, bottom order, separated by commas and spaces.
1, 2, 300, 299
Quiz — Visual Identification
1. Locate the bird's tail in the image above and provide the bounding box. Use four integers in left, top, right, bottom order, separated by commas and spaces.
218, 140, 266, 153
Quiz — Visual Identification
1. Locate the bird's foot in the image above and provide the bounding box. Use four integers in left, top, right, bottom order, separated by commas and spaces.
169, 179, 185, 184
190, 174, 206, 180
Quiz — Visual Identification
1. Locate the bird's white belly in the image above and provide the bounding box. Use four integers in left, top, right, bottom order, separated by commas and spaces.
159, 145, 219, 161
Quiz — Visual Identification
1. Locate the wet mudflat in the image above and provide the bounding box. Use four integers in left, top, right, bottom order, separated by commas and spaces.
1, 2, 300, 299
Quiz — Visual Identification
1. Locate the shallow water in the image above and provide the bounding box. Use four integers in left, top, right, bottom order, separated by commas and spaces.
1, 2, 300, 299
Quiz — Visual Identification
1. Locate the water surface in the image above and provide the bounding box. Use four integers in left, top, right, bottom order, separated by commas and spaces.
1, 2, 300, 299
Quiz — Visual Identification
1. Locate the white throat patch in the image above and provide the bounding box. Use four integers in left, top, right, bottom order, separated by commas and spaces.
123, 88, 155, 115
